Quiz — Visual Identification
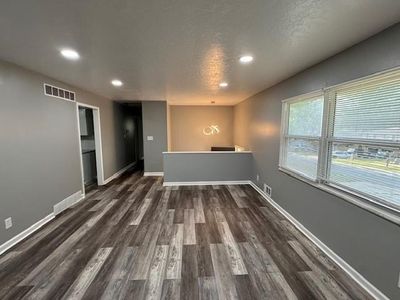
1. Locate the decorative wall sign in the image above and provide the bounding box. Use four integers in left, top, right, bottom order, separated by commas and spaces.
203, 125, 220, 135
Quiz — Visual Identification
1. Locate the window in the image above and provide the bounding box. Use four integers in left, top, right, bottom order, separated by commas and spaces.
326, 74, 400, 208
280, 70, 400, 212
280, 93, 324, 180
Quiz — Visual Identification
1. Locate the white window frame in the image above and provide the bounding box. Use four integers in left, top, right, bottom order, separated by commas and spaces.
279, 69, 400, 225
324, 85, 400, 210
279, 90, 325, 181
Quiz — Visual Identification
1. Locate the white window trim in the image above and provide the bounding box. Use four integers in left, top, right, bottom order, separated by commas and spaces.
279, 90, 324, 180
279, 69, 400, 225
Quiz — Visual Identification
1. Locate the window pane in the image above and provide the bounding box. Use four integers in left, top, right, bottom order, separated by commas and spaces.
288, 96, 324, 137
285, 138, 320, 179
334, 79, 400, 142
329, 143, 400, 207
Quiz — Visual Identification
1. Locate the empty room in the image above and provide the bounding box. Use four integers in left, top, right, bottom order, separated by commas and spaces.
1, 1, 400, 299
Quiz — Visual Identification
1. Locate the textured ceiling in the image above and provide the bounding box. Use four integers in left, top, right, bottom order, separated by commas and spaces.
0, 0, 400, 105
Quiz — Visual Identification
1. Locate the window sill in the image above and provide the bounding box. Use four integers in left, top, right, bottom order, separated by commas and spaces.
278, 167, 400, 226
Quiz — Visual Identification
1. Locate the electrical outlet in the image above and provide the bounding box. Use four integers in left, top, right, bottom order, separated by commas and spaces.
147, 136, 154, 141
263, 183, 272, 197
5, 217, 12, 229
256, 174, 259, 182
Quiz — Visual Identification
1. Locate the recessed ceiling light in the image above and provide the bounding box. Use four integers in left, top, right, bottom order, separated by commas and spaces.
111, 79, 123, 87
219, 82, 228, 88
239, 55, 254, 64
60, 48, 80, 60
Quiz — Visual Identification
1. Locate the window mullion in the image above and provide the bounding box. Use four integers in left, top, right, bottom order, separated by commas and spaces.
318, 89, 335, 183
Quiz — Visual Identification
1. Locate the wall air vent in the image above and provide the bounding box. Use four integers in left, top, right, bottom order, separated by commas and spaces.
43, 83, 76, 102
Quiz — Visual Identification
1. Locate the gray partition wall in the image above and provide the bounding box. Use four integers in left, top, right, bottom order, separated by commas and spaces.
142, 101, 168, 173
163, 152, 253, 183
233, 23, 400, 299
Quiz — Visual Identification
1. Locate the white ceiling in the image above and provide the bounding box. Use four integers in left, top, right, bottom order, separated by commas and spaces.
1, 1, 400, 105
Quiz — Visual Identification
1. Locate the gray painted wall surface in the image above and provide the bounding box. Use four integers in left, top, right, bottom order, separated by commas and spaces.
0, 60, 135, 245
163, 152, 253, 183
233, 24, 400, 299
0, 60, 82, 245
142, 101, 168, 172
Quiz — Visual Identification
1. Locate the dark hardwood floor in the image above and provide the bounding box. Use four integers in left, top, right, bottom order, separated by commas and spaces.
0, 169, 372, 299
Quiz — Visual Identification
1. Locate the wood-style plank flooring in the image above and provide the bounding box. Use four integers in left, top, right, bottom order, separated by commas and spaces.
0, 169, 372, 299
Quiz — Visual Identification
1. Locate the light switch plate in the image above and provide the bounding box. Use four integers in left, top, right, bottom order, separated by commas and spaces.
5, 217, 12, 229
147, 136, 154, 141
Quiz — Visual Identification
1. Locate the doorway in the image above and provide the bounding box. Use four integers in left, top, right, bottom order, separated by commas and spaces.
121, 102, 144, 171
130, 104, 144, 170
76, 103, 104, 195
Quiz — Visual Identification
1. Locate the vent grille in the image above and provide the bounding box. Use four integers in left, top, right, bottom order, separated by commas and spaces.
263, 183, 272, 197
44, 83, 75, 101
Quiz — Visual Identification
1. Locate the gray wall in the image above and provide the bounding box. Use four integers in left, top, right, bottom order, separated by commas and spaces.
234, 23, 400, 299
142, 101, 168, 172
163, 152, 253, 183
0, 60, 135, 246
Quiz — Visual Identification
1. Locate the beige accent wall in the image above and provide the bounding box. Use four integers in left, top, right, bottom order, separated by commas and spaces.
170, 105, 234, 151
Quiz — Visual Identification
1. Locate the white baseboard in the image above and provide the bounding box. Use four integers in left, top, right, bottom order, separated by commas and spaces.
53, 190, 84, 215
0, 213, 54, 255
103, 161, 136, 185
144, 172, 164, 177
163, 180, 251, 186
249, 181, 388, 300
0, 161, 134, 257
0, 189, 86, 255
